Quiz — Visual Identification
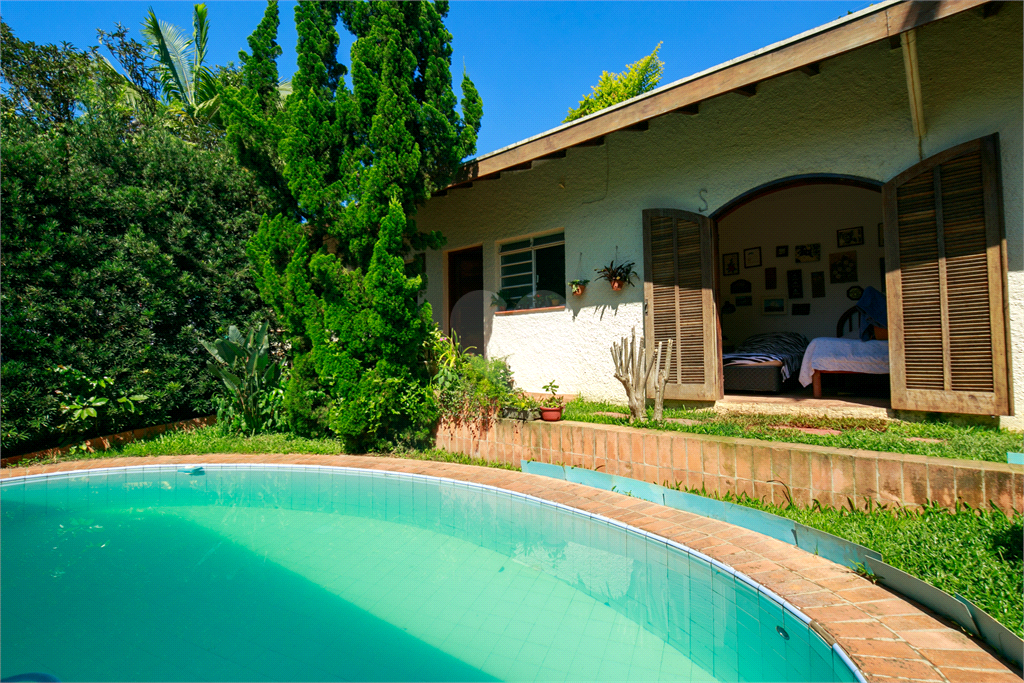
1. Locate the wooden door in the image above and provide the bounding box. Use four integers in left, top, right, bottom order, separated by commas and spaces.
882, 134, 1011, 415
447, 246, 484, 355
642, 209, 722, 401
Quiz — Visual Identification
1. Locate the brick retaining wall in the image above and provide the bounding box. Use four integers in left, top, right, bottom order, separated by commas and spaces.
436, 418, 1023, 513
1, 415, 217, 468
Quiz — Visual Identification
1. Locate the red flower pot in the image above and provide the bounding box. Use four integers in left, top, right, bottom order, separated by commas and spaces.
611, 279, 625, 291
539, 406, 563, 422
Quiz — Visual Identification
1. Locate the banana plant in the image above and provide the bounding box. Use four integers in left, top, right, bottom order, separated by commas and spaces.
202, 321, 282, 434
141, 3, 219, 123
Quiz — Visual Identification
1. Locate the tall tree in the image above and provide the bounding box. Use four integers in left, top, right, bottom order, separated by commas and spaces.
564, 43, 664, 122
0, 21, 96, 129
227, 1, 482, 450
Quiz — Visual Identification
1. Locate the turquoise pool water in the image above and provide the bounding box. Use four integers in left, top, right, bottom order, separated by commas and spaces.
1, 465, 862, 682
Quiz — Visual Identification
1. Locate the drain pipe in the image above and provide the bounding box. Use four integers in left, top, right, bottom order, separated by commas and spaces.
900, 28, 926, 160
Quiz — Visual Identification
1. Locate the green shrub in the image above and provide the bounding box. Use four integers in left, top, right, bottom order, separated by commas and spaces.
428, 329, 535, 424
202, 322, 285, 435
282, 352, 333, 439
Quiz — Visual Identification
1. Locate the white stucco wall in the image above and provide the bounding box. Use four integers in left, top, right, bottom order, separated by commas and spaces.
416, 5, 1023, 427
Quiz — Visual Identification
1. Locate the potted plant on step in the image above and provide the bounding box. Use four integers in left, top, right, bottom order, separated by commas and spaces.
539, 380, 565, 421
596, 260, 636, 291
569, 279, 589, 296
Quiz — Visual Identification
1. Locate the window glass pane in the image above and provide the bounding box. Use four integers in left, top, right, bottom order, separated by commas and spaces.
535, 244, 566, 298
532, 232, 565, 247
500, 239, 532, 253
501, 261, 532, 277
504, 285, 533, 299
500, 253, 532, 266
501, 273, 533, 287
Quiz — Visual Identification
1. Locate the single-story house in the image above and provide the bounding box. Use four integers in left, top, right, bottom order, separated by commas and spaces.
416, 0, 1022, 430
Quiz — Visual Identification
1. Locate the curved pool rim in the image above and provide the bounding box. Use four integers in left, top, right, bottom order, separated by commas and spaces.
3, 460, 867, 683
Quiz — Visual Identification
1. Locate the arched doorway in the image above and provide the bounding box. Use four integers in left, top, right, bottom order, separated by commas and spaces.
713, 177, 889, 401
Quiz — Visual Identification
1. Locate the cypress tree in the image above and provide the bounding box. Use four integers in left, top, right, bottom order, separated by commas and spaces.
226, 1, 482, 450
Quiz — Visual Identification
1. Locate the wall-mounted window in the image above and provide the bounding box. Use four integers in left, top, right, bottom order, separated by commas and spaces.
498, 232, 565, 310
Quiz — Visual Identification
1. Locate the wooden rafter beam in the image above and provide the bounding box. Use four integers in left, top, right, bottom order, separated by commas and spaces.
799, 63, 821, 76
982, 1, 1003, 18
672, 103, 700, 115
620, 121, 649, 131
733, 84, 758, 97
901, 27, 926, 158
537, 150, 567, 160
502, 161, 532, 173
443, 0, 988, 189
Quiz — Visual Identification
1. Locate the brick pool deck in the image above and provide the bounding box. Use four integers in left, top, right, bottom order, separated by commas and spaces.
3, 453, 1020, 683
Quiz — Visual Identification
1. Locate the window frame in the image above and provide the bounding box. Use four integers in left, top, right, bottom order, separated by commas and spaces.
496, 230, 566, 311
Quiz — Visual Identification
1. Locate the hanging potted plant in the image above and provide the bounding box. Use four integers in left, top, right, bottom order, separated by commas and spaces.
539, 380, 565, 421
596, 260, 637, 291
568, 279, 589, 296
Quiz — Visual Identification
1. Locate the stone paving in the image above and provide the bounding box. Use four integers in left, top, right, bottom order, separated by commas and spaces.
3, 453, 1021, 683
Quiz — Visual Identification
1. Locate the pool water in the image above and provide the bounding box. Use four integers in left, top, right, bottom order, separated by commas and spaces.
1, 466, 860, 682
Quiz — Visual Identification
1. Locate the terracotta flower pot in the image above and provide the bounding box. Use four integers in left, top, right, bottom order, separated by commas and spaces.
539, 406, 563, 422
571, 285, 585, 296
611, 279, 625, 291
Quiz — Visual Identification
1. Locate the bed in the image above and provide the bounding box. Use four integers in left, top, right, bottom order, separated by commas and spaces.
798, 306, 890, 398
722, 332, 809, 393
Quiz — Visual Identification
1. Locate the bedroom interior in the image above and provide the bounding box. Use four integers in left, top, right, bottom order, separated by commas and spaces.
715, 181, 892, 402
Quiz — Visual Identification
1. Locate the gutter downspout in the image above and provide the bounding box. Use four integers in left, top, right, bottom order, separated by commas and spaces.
900, 28, 926, 160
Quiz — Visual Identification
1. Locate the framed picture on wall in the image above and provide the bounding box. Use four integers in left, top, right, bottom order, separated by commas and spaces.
794, 243, 820, 263
776, 245, 788, 258
829, 251, 858, 283
810, 271, 826, 298
762, 297, 786, 315
837, 226, 864, 248
723, 252, 740, 276
787, 269, 803, 299
743, 247, 762, 268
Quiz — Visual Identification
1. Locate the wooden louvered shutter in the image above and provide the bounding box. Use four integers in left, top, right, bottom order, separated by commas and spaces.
883, 135, 1011, 415
643, 209, 721, 401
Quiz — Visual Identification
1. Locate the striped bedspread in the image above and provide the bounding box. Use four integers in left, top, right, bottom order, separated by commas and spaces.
722, 332, 810, 382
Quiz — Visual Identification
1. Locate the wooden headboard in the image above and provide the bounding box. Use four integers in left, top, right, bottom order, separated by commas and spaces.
836, 306, 861, 338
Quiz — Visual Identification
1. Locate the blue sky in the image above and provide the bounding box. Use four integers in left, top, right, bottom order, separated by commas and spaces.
2, 2, 873, 156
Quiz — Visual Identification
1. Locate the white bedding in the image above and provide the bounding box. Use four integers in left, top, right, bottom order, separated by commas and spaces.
798, 338, 890, 387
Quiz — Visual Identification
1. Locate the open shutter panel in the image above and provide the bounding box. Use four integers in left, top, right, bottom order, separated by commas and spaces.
883, 134, 1011, 415
643, 209, 721, 401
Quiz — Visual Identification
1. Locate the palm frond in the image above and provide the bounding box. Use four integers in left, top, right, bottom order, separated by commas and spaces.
142, 7, 195, 107
96, 54, 158, 109
192, 4, 209, 76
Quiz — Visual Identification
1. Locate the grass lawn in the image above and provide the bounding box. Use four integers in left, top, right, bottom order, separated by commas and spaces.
5, 426, 1020, 637
565, 400, 1023, 463
3, 425, 518, 471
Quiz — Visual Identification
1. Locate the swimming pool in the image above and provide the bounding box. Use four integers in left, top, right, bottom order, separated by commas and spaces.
1, 465, 863, 682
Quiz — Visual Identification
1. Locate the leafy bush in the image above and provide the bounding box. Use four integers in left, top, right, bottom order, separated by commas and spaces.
202, 322, 285, 435
0, 30, 274, 456
428, 329, 534, 424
